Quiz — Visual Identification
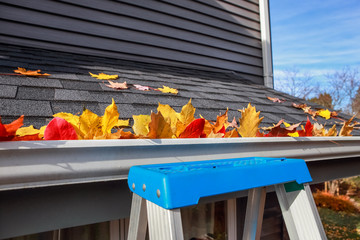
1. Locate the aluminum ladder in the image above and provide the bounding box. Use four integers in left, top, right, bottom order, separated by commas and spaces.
126, 157, 327, 240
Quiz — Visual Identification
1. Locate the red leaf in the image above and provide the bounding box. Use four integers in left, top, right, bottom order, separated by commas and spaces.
264, 120, 297, 137
217, 126, 226, 134
297, 117, 313, 137
44, 117, 78, 140
179, 118, 205, 138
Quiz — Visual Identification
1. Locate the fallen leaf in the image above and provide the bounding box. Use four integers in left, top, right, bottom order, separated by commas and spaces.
157, 103, 178, 133
292, 103, 308, 109
14, 67, 50, 77
326, 124, 338, 136
89, 72, 118, 80
147, 112, 173, 139
264, 120, 297, 137
157, 85, 178, 94
115, 119, 130, 127
213, 110, 228, 133
207, 131, 224, 138
79, 109, 101, 137
238, 103, 263, 137
224, 129, 239, 138
132, 115, 151, 136
267, 96, 285, 103
297, 117, 313, 137
134, 84, 150, 91
339, 115, 356, 136
116, 129, 138, 139
44, 117, 78, 140
288, 132, 299, 137
105, 80, 128, 90
0, 116, 24, 141
16, 125, 41, 137
179, 118, 205, 138
317, 109, 331, 120
176, 99, 196, 136
227, 117, 238, 128
102, 99, 120, 134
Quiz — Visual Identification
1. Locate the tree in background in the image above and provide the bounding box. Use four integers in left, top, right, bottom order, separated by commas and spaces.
352, 87, 360, 118
308, 93, 334, 109
274, 67, 316, 99
325, 66, 360, 114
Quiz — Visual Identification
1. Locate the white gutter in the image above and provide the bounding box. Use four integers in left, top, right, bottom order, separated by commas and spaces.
1, 137, 360, 191
259, 0, 274, 88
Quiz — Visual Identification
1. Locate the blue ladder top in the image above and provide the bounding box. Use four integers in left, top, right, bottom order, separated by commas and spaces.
127, 157, 312, 209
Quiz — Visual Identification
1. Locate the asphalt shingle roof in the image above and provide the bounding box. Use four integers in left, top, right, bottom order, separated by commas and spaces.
0, 43, 358, 135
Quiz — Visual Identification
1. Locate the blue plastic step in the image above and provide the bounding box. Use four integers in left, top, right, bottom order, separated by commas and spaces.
127, 157, 312, 209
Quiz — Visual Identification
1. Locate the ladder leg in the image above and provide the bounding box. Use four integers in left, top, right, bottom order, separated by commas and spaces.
127, 193, 148, 240
242, 187, 267, 240
146, 200, 184, 240
275, 183, 327, 240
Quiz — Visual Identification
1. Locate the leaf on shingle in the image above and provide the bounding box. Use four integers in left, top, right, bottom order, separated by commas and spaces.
134, 84, 150, 91
157, 85, 178, 94
14, 67, 50, 77
89, 72, 118, 80
317, 109, 331, 119
105, 80, 128, 90
267, 96, 285, 103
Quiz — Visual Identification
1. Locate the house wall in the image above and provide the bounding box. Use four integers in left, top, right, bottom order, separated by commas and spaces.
0, 0, 263, 84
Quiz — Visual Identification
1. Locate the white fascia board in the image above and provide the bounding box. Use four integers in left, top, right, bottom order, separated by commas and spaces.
0, 137, 360, 191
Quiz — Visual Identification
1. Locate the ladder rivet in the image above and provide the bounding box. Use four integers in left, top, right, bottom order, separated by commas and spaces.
132, 183, 135, 190
142, 184, 146, 192
156, 189, 161, 198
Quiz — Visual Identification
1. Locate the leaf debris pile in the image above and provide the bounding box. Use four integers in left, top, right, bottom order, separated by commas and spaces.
1, 99, 358, 141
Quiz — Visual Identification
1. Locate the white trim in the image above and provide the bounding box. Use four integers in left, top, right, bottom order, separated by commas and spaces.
259, 0, 274, 88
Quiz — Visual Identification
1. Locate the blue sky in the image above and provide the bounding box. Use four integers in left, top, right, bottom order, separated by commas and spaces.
269, 0, 360, 86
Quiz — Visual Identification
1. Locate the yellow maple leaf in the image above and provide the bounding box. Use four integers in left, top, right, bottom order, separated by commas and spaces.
317, 109, 331, 119
237, 103, 264, 137
39, 126, 47, 138
157, 103, 178, 133
115, 119, 130, 127
102, 99, 120, 134
16, 125, 41, 137
288, 132, 299, 137
147, 112, 173, 139
132, 115, 151, 136
157, 85, 178, 94
79, 109, 101, 137
89, 72, 118, 80
175, 99, 196, 136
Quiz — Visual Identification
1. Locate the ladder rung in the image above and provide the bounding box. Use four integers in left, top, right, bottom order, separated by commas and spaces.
127, 157, 312, 209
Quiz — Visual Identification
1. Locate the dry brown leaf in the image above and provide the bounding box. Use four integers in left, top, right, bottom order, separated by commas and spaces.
339, 115, 356, 136
267, 96, 285, 103
147, 112, 173, 139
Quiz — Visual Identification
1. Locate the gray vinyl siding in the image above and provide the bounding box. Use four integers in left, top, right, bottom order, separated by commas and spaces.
0, 0, 263, 84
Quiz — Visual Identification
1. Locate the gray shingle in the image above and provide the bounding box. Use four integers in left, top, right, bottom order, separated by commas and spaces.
17, 87, 55, 100
61, 80, 102, 91
55, 89, 93, 101
0, 75, 62, 88
0, 99, 52, 117
0, 85, 17, 98
51, 101, 102, 115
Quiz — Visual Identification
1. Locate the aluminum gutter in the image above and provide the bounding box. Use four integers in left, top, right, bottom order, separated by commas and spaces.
1, 137, 360, 191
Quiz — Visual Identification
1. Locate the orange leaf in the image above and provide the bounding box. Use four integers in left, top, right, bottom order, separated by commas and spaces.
339, 115, 356, 136
14, 67, 50, 77
105, 80, 128, 90
44, 117, 78, 140
4, 115, 24, 135
179, 118, 205, 138
147, 112, 173, 139
13, 134, 42, 141
297, 117, 313, 137
213, 110, 228, 133
224, 129, 239, 138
